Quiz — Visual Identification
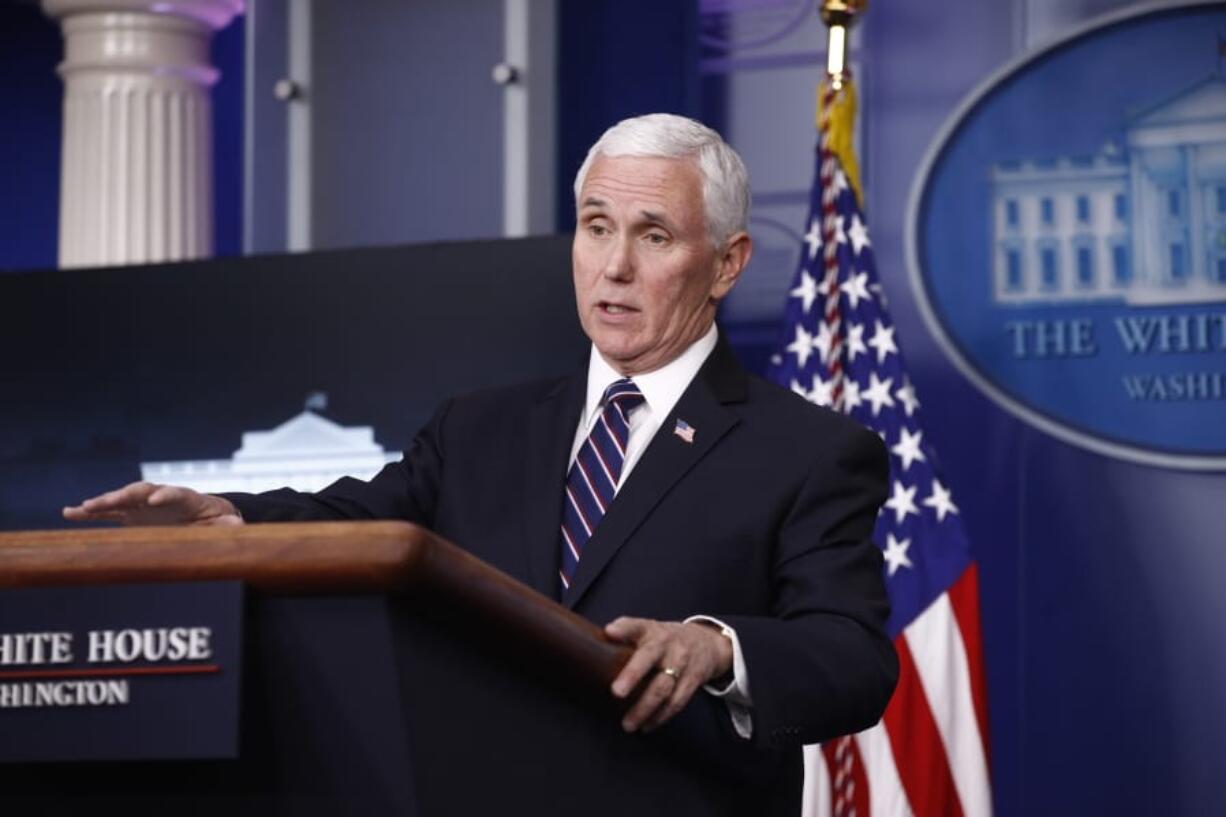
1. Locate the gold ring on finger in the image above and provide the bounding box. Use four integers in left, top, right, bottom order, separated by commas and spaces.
661, 666, 680, 679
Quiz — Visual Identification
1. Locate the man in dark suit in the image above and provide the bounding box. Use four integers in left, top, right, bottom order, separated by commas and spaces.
66, 114, 897, 815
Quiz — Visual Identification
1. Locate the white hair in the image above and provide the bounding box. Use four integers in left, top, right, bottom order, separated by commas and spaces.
572, 113, 751, 246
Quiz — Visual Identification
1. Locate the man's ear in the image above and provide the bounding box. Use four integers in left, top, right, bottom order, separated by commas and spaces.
710, 232, 753, 300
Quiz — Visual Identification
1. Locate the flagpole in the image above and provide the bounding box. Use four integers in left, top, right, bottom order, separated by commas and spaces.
819, 0, 866, 89
775, 7, 994, 815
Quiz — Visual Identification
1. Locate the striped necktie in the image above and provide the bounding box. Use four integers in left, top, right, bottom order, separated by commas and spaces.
559, 378, 645, 593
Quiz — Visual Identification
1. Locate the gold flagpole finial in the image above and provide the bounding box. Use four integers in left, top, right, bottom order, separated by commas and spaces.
820, 0, 866, 90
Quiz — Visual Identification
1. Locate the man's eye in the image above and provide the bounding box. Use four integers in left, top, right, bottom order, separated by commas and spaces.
588, 223, 609, 236
645, 233, 669, 245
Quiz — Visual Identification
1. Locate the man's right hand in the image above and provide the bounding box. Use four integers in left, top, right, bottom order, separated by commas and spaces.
62, 482, 243, 527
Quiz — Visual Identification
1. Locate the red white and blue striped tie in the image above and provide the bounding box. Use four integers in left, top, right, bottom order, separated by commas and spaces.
559, 378, 645, 593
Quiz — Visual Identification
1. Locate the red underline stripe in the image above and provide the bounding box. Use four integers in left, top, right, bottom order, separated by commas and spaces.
0, 664, 220, 681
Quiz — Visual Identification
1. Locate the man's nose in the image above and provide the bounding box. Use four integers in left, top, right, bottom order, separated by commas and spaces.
602, 236, 633, 281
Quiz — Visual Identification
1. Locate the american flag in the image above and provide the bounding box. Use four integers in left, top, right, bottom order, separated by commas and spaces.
766, 78, 993, 817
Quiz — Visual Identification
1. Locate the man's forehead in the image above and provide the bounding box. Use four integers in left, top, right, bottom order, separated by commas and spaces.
578, 154, 702, 210
585, 153, 698, 182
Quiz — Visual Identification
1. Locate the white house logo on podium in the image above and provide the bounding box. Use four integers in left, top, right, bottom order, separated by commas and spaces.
141, 395, 399, 493
908, 2, 1226, 469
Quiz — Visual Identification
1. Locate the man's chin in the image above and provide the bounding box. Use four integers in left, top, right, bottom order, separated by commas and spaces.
593, 342, 649, 376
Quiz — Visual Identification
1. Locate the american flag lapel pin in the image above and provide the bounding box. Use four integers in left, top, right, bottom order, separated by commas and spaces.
673, 418, 696, 444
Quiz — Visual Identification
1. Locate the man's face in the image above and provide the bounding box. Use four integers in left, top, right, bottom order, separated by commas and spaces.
572, 154, 748, 376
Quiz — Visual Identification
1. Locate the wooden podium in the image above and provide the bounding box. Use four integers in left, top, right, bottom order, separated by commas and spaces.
0, 523, 634, 815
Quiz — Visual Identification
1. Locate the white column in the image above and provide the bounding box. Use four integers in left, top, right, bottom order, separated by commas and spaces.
42, 0, 243, 268
1185, 145, 1204, 284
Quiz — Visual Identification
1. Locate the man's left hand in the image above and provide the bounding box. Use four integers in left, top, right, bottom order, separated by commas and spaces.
605, 617, 733, 733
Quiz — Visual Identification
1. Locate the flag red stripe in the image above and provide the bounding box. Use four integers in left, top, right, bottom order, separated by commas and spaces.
821, 735, 870, 817
883, 636, 965, 817
948, 563, 991, 762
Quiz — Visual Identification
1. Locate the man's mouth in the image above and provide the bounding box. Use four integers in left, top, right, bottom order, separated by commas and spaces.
599, 301, 638, 315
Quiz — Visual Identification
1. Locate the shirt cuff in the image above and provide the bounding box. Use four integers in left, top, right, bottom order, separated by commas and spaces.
685, 615, 753, 739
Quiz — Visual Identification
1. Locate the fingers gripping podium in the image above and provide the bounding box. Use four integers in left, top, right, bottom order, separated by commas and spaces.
0, 522, 634, 815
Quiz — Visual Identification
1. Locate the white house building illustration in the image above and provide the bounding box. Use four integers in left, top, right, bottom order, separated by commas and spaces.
991, 76, 1226, 305
140, 407, 400, 494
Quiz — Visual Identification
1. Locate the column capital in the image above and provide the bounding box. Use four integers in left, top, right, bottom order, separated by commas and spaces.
42, 0, 244, 31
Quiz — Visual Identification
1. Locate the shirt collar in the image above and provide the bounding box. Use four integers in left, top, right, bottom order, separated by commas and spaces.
583, 324, 719, 425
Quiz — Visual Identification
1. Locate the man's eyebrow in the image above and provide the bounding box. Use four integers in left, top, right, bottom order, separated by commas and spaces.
577, 201, 677, 229
640, 210, 675, 228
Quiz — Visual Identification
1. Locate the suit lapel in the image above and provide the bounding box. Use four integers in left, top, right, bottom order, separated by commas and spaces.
521, 373, 586, 598
562, 338, 748, 610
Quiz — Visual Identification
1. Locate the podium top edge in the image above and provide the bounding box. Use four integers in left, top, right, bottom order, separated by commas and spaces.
0, 520, 432, 593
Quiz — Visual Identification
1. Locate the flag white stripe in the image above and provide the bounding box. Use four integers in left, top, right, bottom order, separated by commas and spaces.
904, 594, 993, 817
855, 721, 913, 817
801, 744, 832, 817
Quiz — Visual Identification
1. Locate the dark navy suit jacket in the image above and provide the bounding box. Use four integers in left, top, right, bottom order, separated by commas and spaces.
225, 338, 898, 816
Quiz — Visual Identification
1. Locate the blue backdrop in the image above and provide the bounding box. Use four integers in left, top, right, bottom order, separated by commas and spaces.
2, 1, 1225, 814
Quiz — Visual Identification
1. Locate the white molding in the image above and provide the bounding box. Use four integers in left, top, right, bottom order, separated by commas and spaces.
502, 0, 556, 237
241, 0, 257, 255
287, 0, 312, 252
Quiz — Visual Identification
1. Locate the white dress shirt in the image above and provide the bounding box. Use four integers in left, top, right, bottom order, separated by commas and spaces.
570, 324, 754, 739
